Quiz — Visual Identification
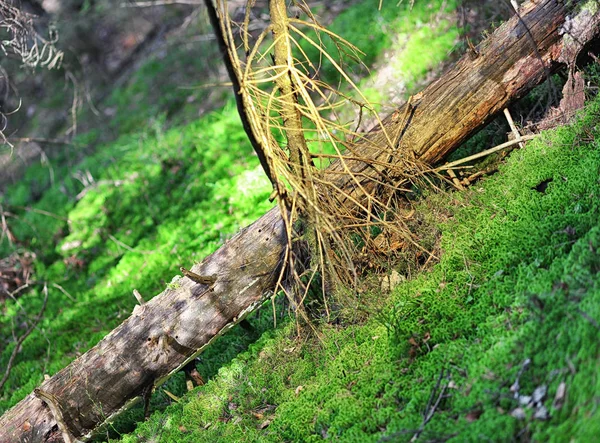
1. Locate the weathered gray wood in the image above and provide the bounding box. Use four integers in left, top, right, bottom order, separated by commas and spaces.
0, 1, 598, 441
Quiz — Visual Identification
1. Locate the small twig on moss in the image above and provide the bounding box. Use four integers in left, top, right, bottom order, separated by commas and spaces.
578, 309, 600, 330
51, 282, 76, 303
461, 164, 498, 186
0, 283, 48, 391
410, 367, 450, 442
7, 204, 70, 222
447, 168, 464, 191
107, 234, 153, 254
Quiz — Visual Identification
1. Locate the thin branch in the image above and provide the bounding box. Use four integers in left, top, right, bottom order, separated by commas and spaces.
410, 368, 450, 442
436, 135, 537, 171
270, 0, 314, 185
107, 233, 153, 255
6, 204, 70, 222
7, 137, 79, 146
503, 108, 525, 149
65, 71, 80, 138
51, 282, 76, 303
204, 0, 277, 188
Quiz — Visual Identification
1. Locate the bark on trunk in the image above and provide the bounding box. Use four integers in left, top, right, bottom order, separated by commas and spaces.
1, 1, 598, 441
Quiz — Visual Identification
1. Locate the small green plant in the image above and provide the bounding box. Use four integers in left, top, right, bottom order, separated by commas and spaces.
167, 276, 182, 291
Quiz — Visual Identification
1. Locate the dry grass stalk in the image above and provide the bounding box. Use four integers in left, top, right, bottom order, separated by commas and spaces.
205, 0, 433, 317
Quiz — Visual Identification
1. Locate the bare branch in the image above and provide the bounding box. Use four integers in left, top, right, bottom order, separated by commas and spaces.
0, 1, 63, 69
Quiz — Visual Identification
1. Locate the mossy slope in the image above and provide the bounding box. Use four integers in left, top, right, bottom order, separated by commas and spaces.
121, 98, 600, 442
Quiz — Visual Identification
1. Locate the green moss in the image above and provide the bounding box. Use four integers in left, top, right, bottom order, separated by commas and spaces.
123, 97, 600, 442
582, 0, 599, 14
388, 15, 458, 93
8, 1, 599, 442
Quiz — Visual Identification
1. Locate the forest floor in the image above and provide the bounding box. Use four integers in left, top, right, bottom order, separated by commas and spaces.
124, 94, 600, 442
1, 1, 599, 442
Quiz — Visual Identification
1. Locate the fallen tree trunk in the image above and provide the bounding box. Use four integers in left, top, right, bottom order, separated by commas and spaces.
1, 1, 598, 441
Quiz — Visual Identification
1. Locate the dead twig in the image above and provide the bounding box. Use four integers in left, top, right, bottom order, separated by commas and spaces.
410, 367, 451, 442
460, 164, 498, 187
51, 282, 76, 303
447, 168, 465, 191
107, 234, 154, 255
206, 0, 433, 310
7, 137, 79, 146
65, 71, 80, 138
0, 202, 17, 245
436, 135, 537, 172
503, 108, 525, 149
7, 204, 70, 222
0, 2, 63, 69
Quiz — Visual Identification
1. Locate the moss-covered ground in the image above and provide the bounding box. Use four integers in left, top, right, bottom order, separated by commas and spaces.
4, 1, 598, 441
119, 94, 600, 442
